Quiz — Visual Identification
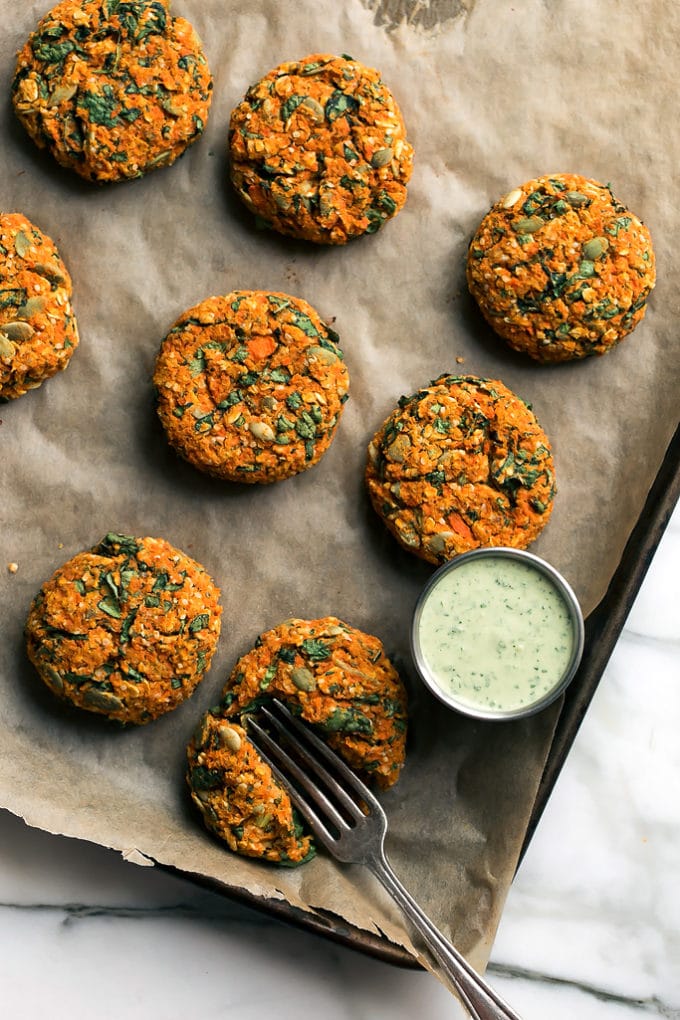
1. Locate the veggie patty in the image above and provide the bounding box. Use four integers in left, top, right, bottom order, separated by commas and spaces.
0, 211, 78, 401
154, 291, 350, 483
12, 0, 213, 183
366, 375, 555, 564
466, 173, 655, 361
187, 616, 407, 864
229, 53, 413, 244
26, 533, 222, 724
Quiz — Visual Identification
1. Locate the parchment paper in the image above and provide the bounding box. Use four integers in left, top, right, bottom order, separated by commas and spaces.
1, 0, 679, 979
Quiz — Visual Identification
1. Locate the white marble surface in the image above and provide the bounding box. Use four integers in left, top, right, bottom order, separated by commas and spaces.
1, 502, 678, 1020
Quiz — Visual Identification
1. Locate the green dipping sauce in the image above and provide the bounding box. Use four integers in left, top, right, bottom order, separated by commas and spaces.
413, 552, 580, 717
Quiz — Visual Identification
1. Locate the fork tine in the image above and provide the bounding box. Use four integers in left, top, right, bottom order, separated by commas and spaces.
263, 701, 369, 820
245, 715, 346, 846
269, 699, 382, 813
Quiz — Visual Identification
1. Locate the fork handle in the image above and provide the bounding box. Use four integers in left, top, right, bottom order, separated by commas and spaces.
369, 854, 523, 1020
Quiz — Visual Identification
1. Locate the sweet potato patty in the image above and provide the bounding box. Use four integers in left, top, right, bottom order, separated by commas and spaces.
1, 211, 78, 400
12, 0, 212, 183
466, 173, 655, 362
154, 291, 350, 483
187, 616, 407, 864
366, 374, 555, 564
26, 533, 222, 724
228, 53, 413, 244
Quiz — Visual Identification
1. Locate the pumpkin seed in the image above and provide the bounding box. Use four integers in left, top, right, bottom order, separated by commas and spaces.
249, 420, 276, 442
161, 96, 184, 117
396, 524, 420, 548
18, 295, 47, 317
192, 716, 211, 748
307, 345, 338, 365
0, 335, 16, 360
82, 688, 124, 713
324, 625, 345, 636
273, 192, 292, 212
425, 531, 455, 556
44, 665, 64, 695
565, 191, 588, 206
48, 82, 77, 105
301, 96, 325, 121
146, 150, 172, 168
582, 236, 609, 260
513, 216, 544, 234
371, 147, 393, 168
33, 262, 65, 285
318, 191, 335, 217
386, 433, 411, 462
14, 231, 31, 258
2, 321, 34, 342
217, 724, 242, 753
253, 812, 273, 829
291, 666, 316, 692
501, 188, 523, 209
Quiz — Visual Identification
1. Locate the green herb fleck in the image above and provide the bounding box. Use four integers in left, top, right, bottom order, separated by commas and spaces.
325, 89, 360, 122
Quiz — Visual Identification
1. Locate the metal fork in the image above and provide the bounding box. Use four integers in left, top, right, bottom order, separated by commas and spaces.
246, 700, 523, 1020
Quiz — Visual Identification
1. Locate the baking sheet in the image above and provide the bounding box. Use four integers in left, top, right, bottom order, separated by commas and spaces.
1, 0, 679, 980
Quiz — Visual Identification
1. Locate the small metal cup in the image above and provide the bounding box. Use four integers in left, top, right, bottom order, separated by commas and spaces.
410, 547, 585, 721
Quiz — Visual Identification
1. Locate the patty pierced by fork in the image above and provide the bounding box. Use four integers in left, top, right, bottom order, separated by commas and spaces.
186, 616, 408, 865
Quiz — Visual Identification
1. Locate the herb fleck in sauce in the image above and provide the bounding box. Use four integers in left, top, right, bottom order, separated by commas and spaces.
417, 557, 574, 713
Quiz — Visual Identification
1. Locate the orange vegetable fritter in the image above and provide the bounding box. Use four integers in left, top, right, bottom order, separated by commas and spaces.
467, 173, 656, 362
187, 616, 408, 865
1, 212, 78, 400
228, 53, 413, 244
365, 375, 555, 564
26, 533, 222, 724
12, 0, 212, 184
154, 291, 350, 483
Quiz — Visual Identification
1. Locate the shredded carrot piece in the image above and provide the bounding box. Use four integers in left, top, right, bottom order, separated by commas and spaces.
447, 512, 474, 541
247, 334, 277, 360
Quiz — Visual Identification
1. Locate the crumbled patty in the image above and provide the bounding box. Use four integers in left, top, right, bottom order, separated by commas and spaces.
26, 533, 222, 724
154, 291, 350, 483
466, 173, 655, 362
187, 616, 407, 864
365, 374, 555, 564
0, 212, 78, 400
12, 0, 212, 183
228, 53, 413, 244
